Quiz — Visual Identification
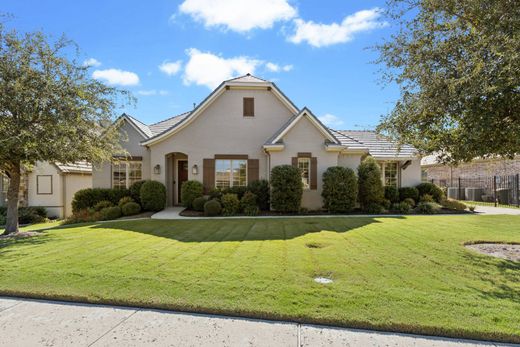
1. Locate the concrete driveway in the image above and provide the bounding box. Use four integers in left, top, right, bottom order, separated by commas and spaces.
0, 297, 516, 347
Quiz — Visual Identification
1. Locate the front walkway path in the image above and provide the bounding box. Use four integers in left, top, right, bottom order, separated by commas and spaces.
474, 205, 520, 215
0, 297, 515, 346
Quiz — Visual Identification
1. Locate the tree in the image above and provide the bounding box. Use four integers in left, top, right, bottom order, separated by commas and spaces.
376, 0, 520, 163
0, 24, 129, 234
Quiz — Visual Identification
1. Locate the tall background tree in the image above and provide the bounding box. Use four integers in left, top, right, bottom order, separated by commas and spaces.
376, 0, 520, 163
0, 23, 129, 234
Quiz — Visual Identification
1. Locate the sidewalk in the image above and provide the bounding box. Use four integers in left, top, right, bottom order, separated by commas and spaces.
0, 297, 515, 346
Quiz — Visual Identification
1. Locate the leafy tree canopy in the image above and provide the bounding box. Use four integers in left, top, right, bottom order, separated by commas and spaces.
376, 0, 520, 163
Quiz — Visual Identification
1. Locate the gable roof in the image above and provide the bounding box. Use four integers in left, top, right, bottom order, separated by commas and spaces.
54, 161, 92, 174
141, 74, 300, 146
148, 112, 191, 136
334, 130, 418, 159
117, 113, 153, 139
265, 107, 340, 146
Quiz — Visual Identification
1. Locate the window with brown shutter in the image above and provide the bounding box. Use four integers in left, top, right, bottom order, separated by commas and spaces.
243, 97, 254, 117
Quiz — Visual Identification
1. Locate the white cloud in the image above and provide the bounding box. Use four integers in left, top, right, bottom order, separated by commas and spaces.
159, 90, 169, 95
183, 48, 262, 89
319, 114, 344, 127
179, 0, 297, 33
137, 89, 169, 96
83, 58, 101, 67
92, 69, 139, 86
159, 60, 182, 76
266, 62, 293, 72
288, 8, 387, 47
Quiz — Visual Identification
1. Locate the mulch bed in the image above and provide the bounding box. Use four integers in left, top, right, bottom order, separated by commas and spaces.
465, 242, 520, 262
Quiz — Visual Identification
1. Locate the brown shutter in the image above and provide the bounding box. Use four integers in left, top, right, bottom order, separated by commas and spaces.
310, 157, 317, 190
203, 159, 215, 193
291, 157, 298, 167
243, 98, 254, 117
247, 159, 259, 183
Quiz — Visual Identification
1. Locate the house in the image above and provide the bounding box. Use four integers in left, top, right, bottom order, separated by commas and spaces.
0, 161, 92, 218
93, 74, 421, 209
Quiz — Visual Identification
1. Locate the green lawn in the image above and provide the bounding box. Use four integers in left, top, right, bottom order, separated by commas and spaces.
1, 216, 519, 343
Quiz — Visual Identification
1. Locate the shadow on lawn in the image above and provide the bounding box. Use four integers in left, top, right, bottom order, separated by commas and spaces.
90, 216, 404, 242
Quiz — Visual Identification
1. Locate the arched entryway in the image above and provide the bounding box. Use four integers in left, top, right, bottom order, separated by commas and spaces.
165, 152, 188, 206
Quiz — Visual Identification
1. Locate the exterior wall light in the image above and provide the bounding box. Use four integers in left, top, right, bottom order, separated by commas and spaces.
153, 164, 161, 175
192, 164, 198, 175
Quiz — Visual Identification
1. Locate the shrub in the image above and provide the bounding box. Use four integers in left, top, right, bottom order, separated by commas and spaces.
403, 198, 416, 208
270, 165, 302, 212
416, 182, 444, 203
140, 180, 166, 212
392, 202, 410, 214
357, 157, 384, 211
381, 199, 391, 210
192, 196, 208, 212
240, 191, 258, 214
181, 180, 204, 209
365, 202, 384, 214
420, 194, 434, 203
204, 199, 222, 216
94, 200, 113, 212
399, 187, 419, 202
121, 202, 141, 216
118, 196, 134, 207
468, 205, 476, 212
221, 193, 240, 216
63, 209, 101, 225
442, 199, 467, 211
18, 207, 47, 224
100, 206, 122, 220
384, 186, 400, 203
416, 202, 442, 214
0, 215, 6, 226
247, 179, 270, 210
321, 166, 358, 213
129, 180, 147, 205
72, 188, 130, 212
208, 188, 223, 201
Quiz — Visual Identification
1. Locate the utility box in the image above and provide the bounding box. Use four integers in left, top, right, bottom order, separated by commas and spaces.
465, 188, 484, 201
496, 188, 510, 205
447, 187, 464, 200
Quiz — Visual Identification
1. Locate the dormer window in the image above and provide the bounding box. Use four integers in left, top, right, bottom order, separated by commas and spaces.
243, 97, 254, 117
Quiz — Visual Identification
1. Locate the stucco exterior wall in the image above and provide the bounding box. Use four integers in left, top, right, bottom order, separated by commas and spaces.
401, 159, 422, 187
27, 162, 63, 218
148, 88, 295, 187
338, 154, 362, 171
63, 174, 92, 217
92, 120, 151, 188
269, 117, 339, 210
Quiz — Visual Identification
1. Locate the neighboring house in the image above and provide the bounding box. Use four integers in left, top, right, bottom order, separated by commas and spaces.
421, 155, 520, 185
93, 74, 421, 209
0, 161, 92, 218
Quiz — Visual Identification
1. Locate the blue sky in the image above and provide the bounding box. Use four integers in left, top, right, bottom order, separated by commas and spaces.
3, 0, 400, 130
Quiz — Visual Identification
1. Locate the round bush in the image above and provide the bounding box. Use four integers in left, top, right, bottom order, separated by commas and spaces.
420, 194, 434, 203
140, 180, 167, 212
393, 201, 410, 214
357, 157, 384, 211
240, 191, 258, 213
384, 186, 400, 203
223, 186, 247, 200
118, 196, 134, 207
403, 198, 416, 207
192, 196, 208, 212
442, 199, 467, 211
366, 202, 384, 214
121, 202, 141, 216
208, 188, 223, 201
72, 188, 130, 212
94, 200, 113, 212
270, 165, 302, 212
204, 199, 222, 216
181, 180, 204, 209
321, 166, 358, 213
129, 180, 147, 205
416, 202, 442, 214
221, 193, 240, 216
399, 187, 419, 202
247, 180, 270, 210
100, 206, 122, 220
416, 182, 444, 203
382, 199, 391, 210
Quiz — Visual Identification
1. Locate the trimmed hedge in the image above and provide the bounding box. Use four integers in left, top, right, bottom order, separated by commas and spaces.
192, 196, 207, 212
321, 166, 358, 213
100, 206, 122, 220
270, 165, 302, 213
403, 198, 416, 208
181, 180, 204, 209
247, 180, 270, 211
94, 200, 113, 212
392, 201, 411, 214
384, 186, 400, 203
129, 180, 147, 205
222, 186, 247, 200
121, 202, 141, 216
416, 182, 444, 203
118, 196, 134, 207
221, 193, 240, 216
240, 191, 259, 216
204, 199, 222, 216
399, 187, 419, 202
357, 157, 384, 211
72, 188, 130, 213
140, 180, 166, 212
416, 202, 442, 214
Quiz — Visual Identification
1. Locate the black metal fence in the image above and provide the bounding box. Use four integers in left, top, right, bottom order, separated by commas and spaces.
431, 174, 520, 208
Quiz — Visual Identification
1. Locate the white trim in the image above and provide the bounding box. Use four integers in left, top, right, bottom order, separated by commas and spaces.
325, 144, 346, 152
214, 159, 248, 189
112, 161, 142, 189
263, 144, 285, 152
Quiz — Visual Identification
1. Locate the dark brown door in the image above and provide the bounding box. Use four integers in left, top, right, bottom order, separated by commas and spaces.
177, 160, 188, 204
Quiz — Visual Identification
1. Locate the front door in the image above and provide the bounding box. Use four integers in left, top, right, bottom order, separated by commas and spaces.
177, 160, 188, 204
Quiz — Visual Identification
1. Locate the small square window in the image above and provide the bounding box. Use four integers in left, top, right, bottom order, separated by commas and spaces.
37, 175, 53, 195
243, 98, 254, 117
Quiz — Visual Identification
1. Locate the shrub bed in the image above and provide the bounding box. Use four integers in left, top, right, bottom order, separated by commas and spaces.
100, 206, 122, 220
270, 165, 302, 213
247, 180, 270, 210
221, 193, 240, 216
192, 196, 207, 212
416, 182, 444, 203
384, 186, 400, 203
399, 187, 419, 202
121, 202, 141, 216
72, 188, 130, 213
181, 180, 203, 209
322, 166, 358, 213
240, 191, 259, 216
204, 199, 222, 216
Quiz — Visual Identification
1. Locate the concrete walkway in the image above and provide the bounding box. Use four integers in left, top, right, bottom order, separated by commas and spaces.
0, 297, 516, 346
474, 205, 520, 215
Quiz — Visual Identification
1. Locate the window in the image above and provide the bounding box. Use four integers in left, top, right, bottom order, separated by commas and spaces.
1, 175, 8, 194
298, 157, 311, 190
215, 159, 247, 189
112, 161, 142, 189
36, 175, 53, 194
381, 162, 399, 187
243, 97, 254, 117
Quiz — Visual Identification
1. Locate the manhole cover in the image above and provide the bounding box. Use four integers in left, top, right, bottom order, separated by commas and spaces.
314, 277, 333, 284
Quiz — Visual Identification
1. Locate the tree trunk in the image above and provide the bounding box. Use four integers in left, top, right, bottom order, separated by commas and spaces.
4, 162, 21, 235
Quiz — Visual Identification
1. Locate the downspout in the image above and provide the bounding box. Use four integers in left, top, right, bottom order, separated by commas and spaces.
62, 174, 67, 218
263, 149, 271, 181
